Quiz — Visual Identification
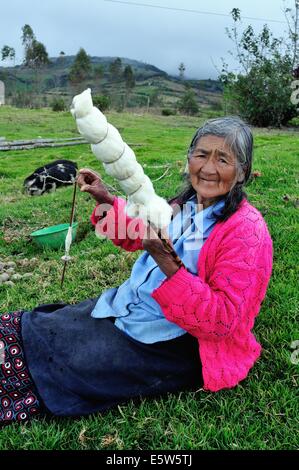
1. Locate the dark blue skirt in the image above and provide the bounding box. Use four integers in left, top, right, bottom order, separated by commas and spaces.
18, 297, 203, 418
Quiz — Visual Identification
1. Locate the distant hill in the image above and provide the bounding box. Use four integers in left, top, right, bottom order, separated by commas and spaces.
0, 56, 223, 110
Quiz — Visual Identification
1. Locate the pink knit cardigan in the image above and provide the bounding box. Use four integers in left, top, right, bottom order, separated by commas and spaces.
91, 196, 273, 392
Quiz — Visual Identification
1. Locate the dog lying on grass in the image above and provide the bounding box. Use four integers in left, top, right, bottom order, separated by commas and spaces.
23, 159, 78, 196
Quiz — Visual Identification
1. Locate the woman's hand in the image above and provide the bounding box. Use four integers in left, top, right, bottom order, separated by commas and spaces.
142, 225, 181, 278
77, 168, 115, 205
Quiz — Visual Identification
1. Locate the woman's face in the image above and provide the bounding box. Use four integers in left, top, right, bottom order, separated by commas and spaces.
188, 134, 240, 207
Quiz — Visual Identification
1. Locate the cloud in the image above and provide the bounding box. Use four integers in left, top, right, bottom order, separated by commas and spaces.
0, 0, 287, 78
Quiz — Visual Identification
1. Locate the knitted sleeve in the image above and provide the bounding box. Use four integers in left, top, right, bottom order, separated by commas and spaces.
152, 214, 273, 342
90, 196, 144, 252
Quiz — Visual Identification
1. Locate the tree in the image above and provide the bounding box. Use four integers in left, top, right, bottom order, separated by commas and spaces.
58, 51, 66, 65
93, 64, 104, 80
123, 65, 135, 91
178, 62, 186, 80
69, 48, 92, 84
21, 24, 49, 67
109, 57, 122, 81
93, 65, 105, 92
20, 24, 50, 105
177, 89, 199, 115
122, 65, 135, 107
29, 40, 50, 67
21, 24, 35, 51
284, 0, 299, 67
1, 45, 16, 65
220, 6, 298, 127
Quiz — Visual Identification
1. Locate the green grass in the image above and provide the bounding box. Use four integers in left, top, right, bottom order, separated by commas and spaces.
0, 106, 298, 450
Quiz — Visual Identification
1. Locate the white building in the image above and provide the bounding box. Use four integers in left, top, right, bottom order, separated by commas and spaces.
0, 81, 5, 105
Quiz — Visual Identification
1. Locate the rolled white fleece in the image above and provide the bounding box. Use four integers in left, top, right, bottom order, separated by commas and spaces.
70, 88, 173, 230
102, 144, 137, 179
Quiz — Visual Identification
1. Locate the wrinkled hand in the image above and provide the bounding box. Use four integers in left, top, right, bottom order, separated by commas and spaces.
77, 168, 114, 205
142, 224, 180, 278
142, 224, 169, 251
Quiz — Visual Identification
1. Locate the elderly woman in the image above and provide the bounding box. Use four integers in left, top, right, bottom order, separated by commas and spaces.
0, 116, 273, 425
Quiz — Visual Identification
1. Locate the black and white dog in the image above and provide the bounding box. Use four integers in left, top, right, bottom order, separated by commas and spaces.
23, 159, 78, 196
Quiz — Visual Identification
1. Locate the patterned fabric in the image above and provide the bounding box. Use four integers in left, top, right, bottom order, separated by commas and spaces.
91, 197, 273, 392
0, 311, 41, 424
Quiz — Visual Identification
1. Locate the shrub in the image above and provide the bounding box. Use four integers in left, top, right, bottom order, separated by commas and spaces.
221, 9, 298, 127
161, 108, 176, 116
51, 97, 66, 112
287, 116, 299, 127
177, 89, 199, 116
11, 91, 34, 108
93, 95, 110, 111
209, 101, 223, 112
222, 58, 297, 127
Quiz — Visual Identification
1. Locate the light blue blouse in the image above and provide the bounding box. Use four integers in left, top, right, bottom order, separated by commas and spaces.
91, 196, 225, 344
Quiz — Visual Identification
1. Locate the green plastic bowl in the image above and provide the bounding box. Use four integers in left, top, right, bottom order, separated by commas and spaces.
30, 222, 78, 250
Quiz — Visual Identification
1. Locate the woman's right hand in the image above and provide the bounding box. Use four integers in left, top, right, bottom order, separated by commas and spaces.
77, 168, 115, 205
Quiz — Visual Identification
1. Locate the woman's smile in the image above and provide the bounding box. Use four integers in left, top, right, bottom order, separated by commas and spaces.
198, 177, 218, 183
188, 135, 239, 208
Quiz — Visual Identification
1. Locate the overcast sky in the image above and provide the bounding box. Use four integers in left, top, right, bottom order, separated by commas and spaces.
0, 0, 292, 79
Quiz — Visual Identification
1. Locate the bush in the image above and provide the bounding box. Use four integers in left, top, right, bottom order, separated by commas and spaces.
287, 116, 299, 127
10, 92, 33, 108
93, 95, 110, 111
223, 59, 297, 127
161, 108, 176, 116
209, 101, 223, 112
221, 9, 298, 127
177, 89, 199, 116
10, 92, 46, 109
51, 97, 66, 112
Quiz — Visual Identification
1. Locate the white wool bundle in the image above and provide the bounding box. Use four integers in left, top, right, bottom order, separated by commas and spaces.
91, 125, 124, 163
71, 89, 108, 144
75, 107, 107, 144
128, 175, 155, 204
71, 89, 173, 229
102, 144, 137, 179
118, 163, 145, 194
127, 195, 171, 229
70, 89, 93, 118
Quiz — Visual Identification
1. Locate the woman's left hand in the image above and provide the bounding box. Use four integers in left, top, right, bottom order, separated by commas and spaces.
142, 225, 181, 278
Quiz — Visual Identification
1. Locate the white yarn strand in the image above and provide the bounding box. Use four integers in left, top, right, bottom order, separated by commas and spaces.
61, 226, 73, 262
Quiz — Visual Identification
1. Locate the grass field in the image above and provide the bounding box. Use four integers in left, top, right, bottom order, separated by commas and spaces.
0, 106, 298, 450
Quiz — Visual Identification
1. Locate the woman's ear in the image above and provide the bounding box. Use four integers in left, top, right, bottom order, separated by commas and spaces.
184, 161, 189, 174
236, 167, 245, 184
237, 164, 248, 183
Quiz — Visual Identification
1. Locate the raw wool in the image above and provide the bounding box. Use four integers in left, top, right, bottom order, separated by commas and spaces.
102, 144, 137, 179
71, 88, 173, 229
74, 107, 108, 144
91, 125, 125, 163
118, 163, 145, 194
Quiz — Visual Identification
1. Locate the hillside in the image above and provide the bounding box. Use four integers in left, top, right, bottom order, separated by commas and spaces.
0, 56, 223, 110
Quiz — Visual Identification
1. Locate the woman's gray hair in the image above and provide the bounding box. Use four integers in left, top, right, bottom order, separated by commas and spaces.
169, 116, 254, 222
187, 115, 253, 185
